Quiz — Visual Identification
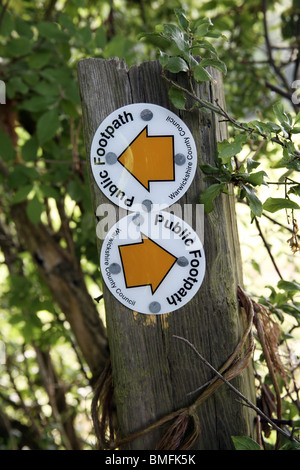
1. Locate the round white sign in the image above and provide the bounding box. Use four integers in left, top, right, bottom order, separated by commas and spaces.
100, 211, 205, 315
90, 103, 197, 212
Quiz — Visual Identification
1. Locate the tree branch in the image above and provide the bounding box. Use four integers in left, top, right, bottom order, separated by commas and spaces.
173, 335, 296, 443
265, 81, 292, 101
254, 216, 283, 280
262, 0, 291, 94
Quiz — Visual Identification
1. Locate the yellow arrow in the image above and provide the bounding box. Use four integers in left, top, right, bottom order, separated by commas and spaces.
118, 234, 177, 294
118, 126, 175, 191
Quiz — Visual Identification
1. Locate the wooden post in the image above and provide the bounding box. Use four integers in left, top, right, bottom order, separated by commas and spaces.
77, 58, 256, 450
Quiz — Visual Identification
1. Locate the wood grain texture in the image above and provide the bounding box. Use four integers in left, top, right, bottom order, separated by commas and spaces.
77, 58, 256, 450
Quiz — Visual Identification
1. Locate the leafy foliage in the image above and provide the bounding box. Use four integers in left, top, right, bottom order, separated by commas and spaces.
232, 436, 261, 450
141, 8, 300, 226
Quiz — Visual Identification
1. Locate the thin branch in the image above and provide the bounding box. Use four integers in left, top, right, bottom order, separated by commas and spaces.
265, 81, 292, 101
5, 354, 42, 439
38, 158, 86, 165
173, 335, 296, 443
262, 0, 291, 95
44, 0, 58, 20
162, 73, 287, 149
254, 216, 283, 280
293, 55, 300, 83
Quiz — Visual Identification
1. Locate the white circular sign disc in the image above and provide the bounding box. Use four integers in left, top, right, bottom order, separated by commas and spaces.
90, 103, 197, 212
100, 211, 205, 315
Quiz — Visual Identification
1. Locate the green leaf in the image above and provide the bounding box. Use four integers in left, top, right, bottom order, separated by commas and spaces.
266, 121, 281, 132
161, 24, 189, 56
164, 56, 189, 73
194, 64, 213, 82
192, 17, 213, 28
36, 109, 60, 144
174, 8, 190, 30
280, 441, 300, 450
200, 164, 222, 175
6, 37, 32, 57
77, 26, 92, 44
0, 128, 16, 161
35, 80, 60, 97
263, 197, 300, 213
11, 185, 33, 204
20, 95, 57, 112
288, 184, 300, 196
295, 111, 300, 125
199, 183, 225, 212
251, 259, 261, 274
273, 102, 292, 129
40, 67, 72, 85
192, 18, 213, 38
7, 165, 39, 189
192, 39, 219, 58
243, 184, 263, 217
273, 102, 286, 122
0, 9, 14, 36
232, 436, 261, 450
67, 178, 84, 203
37, 21, 67, 40
26, 195, 43, 225
103, 36, 136, 64
15, 17, 33, 39
159, 51, 169, 67
58, 12, 77, 35
138, 32, 172, 50
277, 280, 300, 292
247, 170, 268, 186
40, 185, 60, 200
168, 86, 186, 110
7, 76, 29, 98
287, 159, 300, 172
95, 26, 106, 49
247, 158, 261, 172
218, 134, 247, 161
195, 23, 211, 37
200, 58, 227, 75
248, 119, 274, 135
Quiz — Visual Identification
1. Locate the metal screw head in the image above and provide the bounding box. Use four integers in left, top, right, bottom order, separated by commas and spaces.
149, 301, 161, 313
142, 199, 153, 212
140, 109, 153, 121
132, 213, 144, 226
177, 256, 189, 267
109, 263, 121, 274
106, 152, 118, 165
175, 153, 186, 166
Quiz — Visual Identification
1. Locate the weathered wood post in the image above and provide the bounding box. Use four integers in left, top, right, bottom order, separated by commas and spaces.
77, 58, 256, 450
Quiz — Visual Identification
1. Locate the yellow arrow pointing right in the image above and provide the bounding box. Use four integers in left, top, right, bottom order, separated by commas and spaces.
118, 234, 177, 294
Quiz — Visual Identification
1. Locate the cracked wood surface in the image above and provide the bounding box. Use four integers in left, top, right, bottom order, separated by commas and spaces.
78, 58, 256, 450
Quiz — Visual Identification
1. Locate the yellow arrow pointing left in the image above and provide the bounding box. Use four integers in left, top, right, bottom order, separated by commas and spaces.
118, 126, 175, 191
